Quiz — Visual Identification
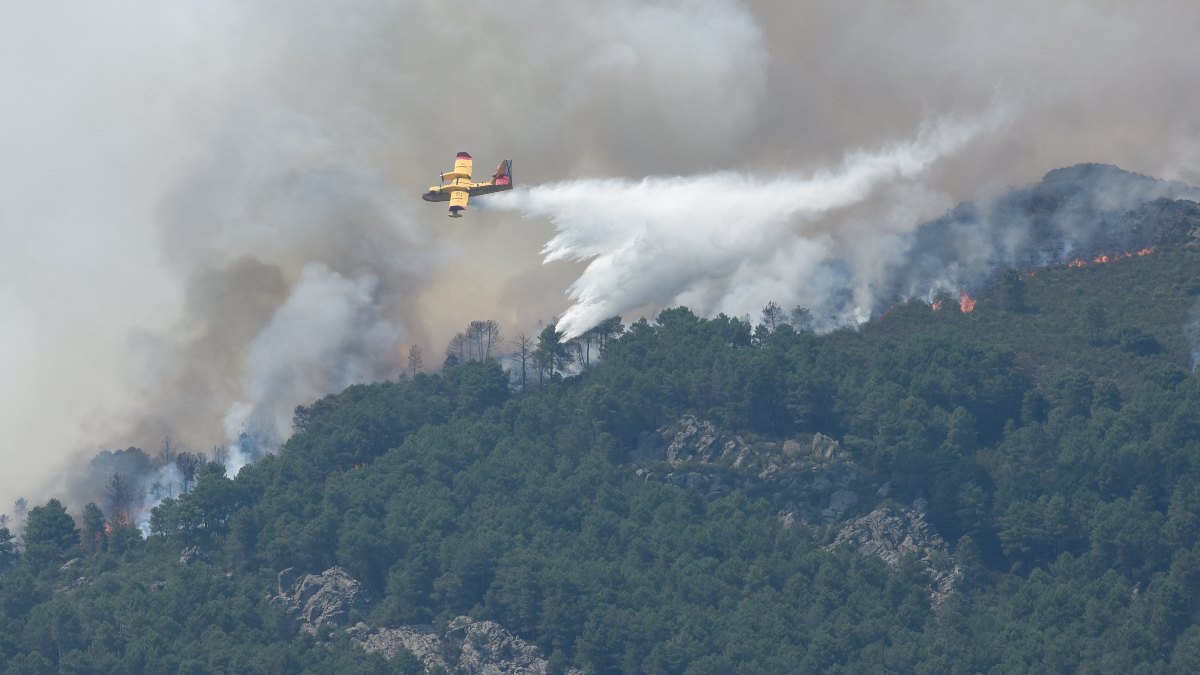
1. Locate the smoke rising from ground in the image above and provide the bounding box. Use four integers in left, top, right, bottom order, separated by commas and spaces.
5, 1, 1200, 510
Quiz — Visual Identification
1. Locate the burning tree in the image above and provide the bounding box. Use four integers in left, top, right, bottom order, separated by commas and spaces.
105, 473, 135, 522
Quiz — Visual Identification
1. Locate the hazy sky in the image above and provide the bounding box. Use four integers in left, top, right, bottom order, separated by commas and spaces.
3, 1, 1200, 507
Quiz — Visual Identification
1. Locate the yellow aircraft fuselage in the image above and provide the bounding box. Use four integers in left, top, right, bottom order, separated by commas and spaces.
423, 152, 513, 217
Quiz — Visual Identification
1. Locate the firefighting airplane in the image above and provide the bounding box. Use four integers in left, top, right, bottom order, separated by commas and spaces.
422, 152, 513, 217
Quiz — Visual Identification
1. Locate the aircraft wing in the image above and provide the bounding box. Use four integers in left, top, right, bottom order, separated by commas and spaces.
442, 152, 473, 182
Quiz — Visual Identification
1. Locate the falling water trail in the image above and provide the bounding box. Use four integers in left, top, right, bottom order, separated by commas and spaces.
490, 105, 1014, 337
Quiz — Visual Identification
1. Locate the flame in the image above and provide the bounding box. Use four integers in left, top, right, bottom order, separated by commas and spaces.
959, 291, 976, 313
930, 291, 975, 313
1066, 247, 1155, 271
925, 246, 1153, 317
104, 509, 130, 535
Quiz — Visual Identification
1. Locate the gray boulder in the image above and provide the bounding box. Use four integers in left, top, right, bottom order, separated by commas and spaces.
351, 622, 448, 670
55, 576, 90, 594
275, 566, 367, 635
664, 415, 723, 465
179, 546, 206, 565
829, 504, 964, 607
810, 432, 842, 459
352, 616, 580, 674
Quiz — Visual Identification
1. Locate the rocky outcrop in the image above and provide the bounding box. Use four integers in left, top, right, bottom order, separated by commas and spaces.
349, 616, 579, 675
661, 415, 749, 466
637, 417, 871, 526
178, 546, 206, 565
275, 566, 579, 672
275, 566, 367, 635
348, 623, 443, 666
829, 501, 964, 607
810, 432, 842, 460
653, 418, 843, 469
55, 576, 91, 594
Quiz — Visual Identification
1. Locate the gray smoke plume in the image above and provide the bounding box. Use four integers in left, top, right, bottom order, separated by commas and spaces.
6, 1, 1200, 508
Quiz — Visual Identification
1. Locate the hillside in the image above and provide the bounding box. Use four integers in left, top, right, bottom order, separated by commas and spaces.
3, 171, 1200, 673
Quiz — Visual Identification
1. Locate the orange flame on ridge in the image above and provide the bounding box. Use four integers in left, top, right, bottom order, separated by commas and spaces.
1067, 247, 1155, 270
959, 291, 976, 313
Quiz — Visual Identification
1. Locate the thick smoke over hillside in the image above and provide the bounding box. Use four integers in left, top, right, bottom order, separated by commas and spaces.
5, 0, 1200, 510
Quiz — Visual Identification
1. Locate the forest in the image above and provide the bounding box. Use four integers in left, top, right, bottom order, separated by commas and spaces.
3, 204, 1200, 672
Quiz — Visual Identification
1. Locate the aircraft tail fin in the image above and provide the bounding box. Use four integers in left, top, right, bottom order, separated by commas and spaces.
492, 159, 512, 186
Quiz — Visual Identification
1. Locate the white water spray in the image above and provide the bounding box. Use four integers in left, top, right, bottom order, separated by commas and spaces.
492, 106, 1013, 336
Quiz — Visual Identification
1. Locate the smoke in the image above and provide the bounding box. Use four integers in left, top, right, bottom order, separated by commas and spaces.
223, 263, 396, 475
6, 0, 1200, 510
494, 106, 1013, 335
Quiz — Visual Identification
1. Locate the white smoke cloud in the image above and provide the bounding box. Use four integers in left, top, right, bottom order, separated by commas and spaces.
493, 106, 1012, 336
221, 263, 397, 475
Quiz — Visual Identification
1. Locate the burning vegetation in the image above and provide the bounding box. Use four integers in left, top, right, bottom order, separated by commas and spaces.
1067, 247, 1155, 268
930, 290, 976, 314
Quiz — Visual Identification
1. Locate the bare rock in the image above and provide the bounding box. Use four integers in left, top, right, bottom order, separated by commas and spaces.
665, 415, 722, 465
829, 504, 964, 608
452, 616, 574, 674
352, 616, 580, 674
150, 581, 167, 592
811, 432, 841, 459
55, 576, 90, 594
178, 546, 206, 565
275, 566, 367, 635
354, 623, 449, 671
